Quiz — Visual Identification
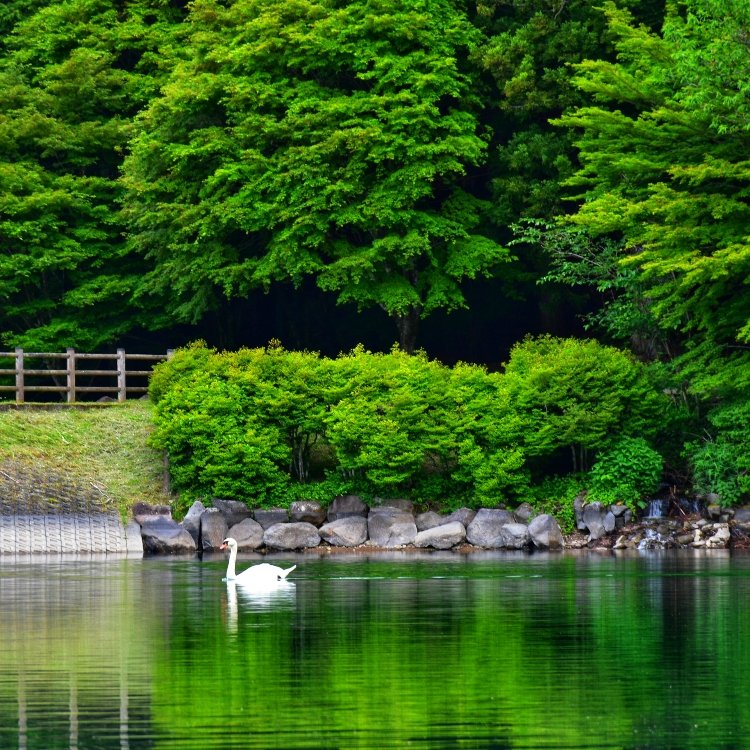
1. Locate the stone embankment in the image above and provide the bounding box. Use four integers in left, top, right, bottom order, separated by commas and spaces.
134, 495, 750, 555
135, 495, 564, 553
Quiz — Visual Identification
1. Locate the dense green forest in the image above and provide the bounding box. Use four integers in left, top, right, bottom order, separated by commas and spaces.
1, 0, 748, 507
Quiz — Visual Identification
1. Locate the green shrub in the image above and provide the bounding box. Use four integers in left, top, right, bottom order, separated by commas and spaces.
522, 475, 585, 535
501, 336, 668, 473
149, 341, 216, 404
150, 370, 290, 505
325, 347, 457, 489
587, 437, 663, 511
149, 338, 673, 511
688, 401, 750, 505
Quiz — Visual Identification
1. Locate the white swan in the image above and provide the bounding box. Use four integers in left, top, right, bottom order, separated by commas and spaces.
220, 538, 297, 583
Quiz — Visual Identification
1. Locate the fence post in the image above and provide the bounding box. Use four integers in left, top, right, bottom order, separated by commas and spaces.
117, 348, 127, 402
67, 348, 76, 403
15, 348, 24, 404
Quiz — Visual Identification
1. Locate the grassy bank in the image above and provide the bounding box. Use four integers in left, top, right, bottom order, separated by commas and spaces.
0, 401, 170, 516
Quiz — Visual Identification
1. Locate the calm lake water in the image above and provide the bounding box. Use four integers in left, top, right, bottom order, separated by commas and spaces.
2, 550, 750, 749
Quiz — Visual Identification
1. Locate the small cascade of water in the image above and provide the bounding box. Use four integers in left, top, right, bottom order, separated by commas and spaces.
644, 498, 670, 519
676, 497, 704, 515
642, 497, 704, 520
638, 527, 668, 550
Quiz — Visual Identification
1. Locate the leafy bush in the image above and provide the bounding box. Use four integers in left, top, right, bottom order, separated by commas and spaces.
448, 362, 529, 506
149, 341, 216, 405
587, 437, 664, 511
522, 475, 586, 535
149, 337, 674, 512
325, 348, 478, 496
500, 336, 668, 473
688, 401, 750, 505
150, 369, 290, 505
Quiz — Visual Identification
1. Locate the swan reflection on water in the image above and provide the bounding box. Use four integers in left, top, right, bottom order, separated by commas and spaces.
225, 579, 297, 632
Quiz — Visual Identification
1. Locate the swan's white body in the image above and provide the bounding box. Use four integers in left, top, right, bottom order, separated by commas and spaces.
220, 538, 296, 584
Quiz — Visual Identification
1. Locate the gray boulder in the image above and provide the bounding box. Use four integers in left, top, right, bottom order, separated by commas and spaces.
200, 507, 228, 551
706, 503, 722, 520
444, 507, 477, 528
254, 507, 289, 529
466, 508, 516, 548
264, 521, 321, 550
227, 518, 264, 550
327, 495, 368, 522
414, 521, 466, 549
604, 511, 616, 533
319, 516, 368, 547
182, 500, 206, 545
212, 498, 251, 528
502, 522, 532, 550
528, 514, 564, 550
140, 518, 196, 554
372, 498, 414, 514
514, 502, 536, 523
290, 500, 326, 526
416, 511, 444, 532
733, 506, 750, 523
367, 508, 417, 548
574, 494, 587, 531
582, 502, 608, 541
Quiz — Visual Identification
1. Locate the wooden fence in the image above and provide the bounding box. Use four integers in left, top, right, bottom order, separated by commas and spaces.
0, 349, 172, 403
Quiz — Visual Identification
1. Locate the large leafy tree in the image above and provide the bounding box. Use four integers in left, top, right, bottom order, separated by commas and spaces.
0, 0, 184, 350
122, 0, 509, 352
476, 0, 664, 226
557, 0, 750, 401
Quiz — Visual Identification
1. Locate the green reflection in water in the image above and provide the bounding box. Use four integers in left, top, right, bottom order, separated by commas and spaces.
3, 552, 750, 749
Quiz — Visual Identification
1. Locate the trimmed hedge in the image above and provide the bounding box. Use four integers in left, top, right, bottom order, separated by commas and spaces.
150, 337, 670, 512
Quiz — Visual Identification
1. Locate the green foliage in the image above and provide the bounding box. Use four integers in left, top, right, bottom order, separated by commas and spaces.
325, 347, 455, 490
150, 342, 345, 504
512, 219, 668, 359
523, 475, 585, 534
151, 338, 673, 509
149, 341, 216, 405
151, 368, 291, 506
476, 0, 618, 224
587, 437, 663, 511
500, 335, 668, 471
0, 0, 185, 350
688, 402, 750, 506
556, 0, 750, 403
447, 361, 530, 506
121, 0, 510, 351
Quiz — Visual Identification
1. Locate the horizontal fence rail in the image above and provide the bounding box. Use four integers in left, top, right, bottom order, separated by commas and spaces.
0, 349, 172, 403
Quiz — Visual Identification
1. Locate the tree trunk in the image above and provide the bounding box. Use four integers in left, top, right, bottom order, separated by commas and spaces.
393, 308, 420, 354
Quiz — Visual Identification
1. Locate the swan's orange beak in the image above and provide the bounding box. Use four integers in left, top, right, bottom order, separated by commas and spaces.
219, 543, 227, 550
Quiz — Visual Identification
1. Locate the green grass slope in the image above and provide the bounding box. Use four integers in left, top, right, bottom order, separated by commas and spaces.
0, 401, 170, 516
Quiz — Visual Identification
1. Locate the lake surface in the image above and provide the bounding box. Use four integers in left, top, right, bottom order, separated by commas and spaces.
2, 550, 750, 749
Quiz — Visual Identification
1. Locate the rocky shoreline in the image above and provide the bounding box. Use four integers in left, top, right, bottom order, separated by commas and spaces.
134, 495, 750, 555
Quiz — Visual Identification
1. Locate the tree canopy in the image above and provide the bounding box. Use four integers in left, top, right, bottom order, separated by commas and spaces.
0, 0, 184, 349
122, 0, 510, 352
557, 0, 750, 401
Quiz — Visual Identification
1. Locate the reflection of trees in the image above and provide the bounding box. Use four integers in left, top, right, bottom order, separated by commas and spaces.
0, 557, 158, 750
6, 553, 750, 748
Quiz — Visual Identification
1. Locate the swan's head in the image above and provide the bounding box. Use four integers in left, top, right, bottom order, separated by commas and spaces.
220, 538, 237, 551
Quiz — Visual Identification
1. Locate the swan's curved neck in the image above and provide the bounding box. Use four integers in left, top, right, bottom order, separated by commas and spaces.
226, 545, 237, 580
